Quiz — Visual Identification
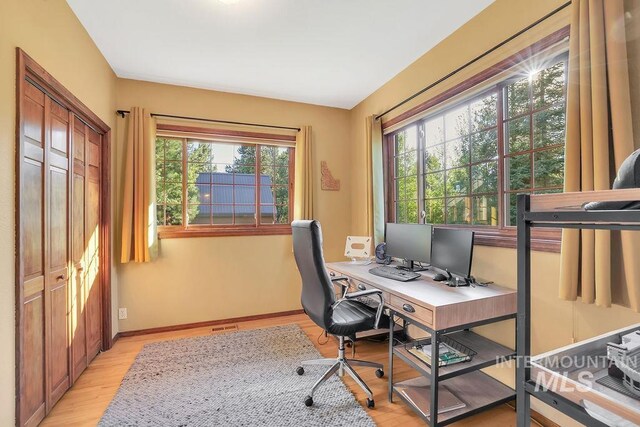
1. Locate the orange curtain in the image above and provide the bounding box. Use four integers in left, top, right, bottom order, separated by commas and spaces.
121, 107, 157, 263
294, 125, 313, 220
559, 0, 639, 309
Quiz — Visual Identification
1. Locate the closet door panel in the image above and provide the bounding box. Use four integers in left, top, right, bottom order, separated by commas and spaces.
50, 103, 68, 154
70, 120, 87, 381
22, 160, 44, 280
20, 82, 46, 426
22, 89, 44, 279
23, 83, 44, 144
85, 128, 102, 362
22, 294, 45, 425
47, 167, 69, 404
45, 102, 70, 408
48, 275, 68, 403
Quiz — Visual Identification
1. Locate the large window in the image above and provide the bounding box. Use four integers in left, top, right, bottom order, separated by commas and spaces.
388, 55, 567, 249
156, 136, 294, 237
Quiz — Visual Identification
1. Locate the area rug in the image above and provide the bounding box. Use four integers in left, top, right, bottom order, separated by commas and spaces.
99, 324, 376, 426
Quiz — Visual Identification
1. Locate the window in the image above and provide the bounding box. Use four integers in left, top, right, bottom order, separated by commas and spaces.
422, 90, 499, 226
156, 136, 294, 237
504, 61, 566, 225
387, 54, 567, 250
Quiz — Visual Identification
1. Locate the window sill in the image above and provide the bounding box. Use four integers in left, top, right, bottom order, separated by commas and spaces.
158, 226, 292, 239
475, 232, 560, 253
434, 226, 561, 253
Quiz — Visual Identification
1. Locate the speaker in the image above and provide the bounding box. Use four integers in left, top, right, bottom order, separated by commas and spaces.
375, 243, 391, 264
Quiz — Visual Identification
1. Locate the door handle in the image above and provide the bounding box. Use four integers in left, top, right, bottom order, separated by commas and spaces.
402, 303, 415, 313
357, 284, 366, 291
56, 274, 65, 281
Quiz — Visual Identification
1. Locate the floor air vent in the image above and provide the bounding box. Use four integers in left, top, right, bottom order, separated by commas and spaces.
211, 324, 239, 333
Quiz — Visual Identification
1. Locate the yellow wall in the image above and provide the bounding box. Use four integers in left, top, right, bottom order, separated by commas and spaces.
0, 0, 117, 424
348, 0, 640, 424
115, 79, 351, 331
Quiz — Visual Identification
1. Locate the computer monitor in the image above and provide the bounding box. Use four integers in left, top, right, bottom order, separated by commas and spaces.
384, 223, 432, 271
430, 228, 474, 279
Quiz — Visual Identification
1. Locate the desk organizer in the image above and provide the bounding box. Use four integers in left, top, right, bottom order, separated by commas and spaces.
406, 334, 477, 367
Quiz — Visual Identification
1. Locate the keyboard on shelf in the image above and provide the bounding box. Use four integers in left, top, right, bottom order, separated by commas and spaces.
368, 266, 421, 282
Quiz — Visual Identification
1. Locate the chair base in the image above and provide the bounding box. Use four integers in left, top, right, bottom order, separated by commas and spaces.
297, 335, 383, 407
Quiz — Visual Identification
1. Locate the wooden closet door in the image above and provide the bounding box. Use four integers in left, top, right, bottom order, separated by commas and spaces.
19, 81, 47, 427
70, 117, 87, 381
45, 99, 70, 408
16, 51, 111, 427
85, 127, 102, 362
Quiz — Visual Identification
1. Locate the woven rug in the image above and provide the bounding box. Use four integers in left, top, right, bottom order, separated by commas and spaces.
100, 324, 376, 426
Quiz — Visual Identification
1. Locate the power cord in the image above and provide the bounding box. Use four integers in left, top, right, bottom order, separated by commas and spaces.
317, 330, 329, 345
467, 276, 492, 287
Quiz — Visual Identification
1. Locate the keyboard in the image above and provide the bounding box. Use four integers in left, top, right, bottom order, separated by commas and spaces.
368, 266, 421, 282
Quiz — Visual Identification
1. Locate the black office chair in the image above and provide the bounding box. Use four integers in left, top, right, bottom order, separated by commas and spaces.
292, 220, 384, 409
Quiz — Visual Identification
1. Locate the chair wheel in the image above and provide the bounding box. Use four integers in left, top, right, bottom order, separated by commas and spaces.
296, 366, 304, 375
366, 398, 375, 409
375, 368, 384, 378
304, 395, 313, 407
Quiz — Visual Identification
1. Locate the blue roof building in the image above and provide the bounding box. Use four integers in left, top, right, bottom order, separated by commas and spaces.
191, 172, 276, 224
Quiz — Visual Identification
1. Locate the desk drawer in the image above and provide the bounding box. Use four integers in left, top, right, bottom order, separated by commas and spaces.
386, 294, 433, 327
351, 279, 379, 293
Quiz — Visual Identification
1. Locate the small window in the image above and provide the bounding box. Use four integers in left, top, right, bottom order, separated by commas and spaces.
156, 137, 294, 237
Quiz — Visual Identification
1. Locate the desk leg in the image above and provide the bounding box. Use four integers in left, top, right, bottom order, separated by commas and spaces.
430, 333, 439, 427
388, 312, 395, 403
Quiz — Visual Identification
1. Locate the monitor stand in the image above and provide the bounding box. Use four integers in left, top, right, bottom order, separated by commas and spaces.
396, 259, 429, 272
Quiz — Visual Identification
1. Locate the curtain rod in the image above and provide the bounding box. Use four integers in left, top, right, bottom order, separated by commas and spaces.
116, 110, 300, 132
375, 0, 572, 121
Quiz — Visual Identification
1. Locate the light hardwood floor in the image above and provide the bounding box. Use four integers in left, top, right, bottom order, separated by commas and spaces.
42, 313, 531, 426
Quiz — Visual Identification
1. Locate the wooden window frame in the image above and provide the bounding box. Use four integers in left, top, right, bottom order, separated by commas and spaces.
156, 127, 295, 239
384, 37, 570, 253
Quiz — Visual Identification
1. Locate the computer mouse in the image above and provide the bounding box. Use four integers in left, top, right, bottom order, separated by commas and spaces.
433, 273, 447, 282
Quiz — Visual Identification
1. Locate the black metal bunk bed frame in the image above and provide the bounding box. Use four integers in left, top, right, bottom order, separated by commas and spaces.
516, 191, 640, 426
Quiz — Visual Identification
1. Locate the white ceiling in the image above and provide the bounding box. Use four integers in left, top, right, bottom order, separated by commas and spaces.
67, 0, 493, 109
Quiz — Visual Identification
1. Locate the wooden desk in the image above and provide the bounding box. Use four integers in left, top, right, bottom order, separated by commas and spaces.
326, 262, 516, 331
326, 261, 517, 426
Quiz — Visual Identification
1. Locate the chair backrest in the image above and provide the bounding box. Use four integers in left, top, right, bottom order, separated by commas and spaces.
292, 220, 335, 330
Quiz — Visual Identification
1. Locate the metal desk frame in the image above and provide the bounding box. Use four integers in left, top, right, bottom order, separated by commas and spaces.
388, 311, 517, 426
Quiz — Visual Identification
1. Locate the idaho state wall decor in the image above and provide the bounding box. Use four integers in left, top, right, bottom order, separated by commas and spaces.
321, 161, 340, 191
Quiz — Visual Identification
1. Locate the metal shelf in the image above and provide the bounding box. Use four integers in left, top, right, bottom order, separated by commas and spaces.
393, 372, 515, 426
393, 331, 515, 381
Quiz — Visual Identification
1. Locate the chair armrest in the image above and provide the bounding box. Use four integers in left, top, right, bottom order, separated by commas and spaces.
344, 289, 380, 299
344, 290, 384, 329
331, 276, 350, 298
